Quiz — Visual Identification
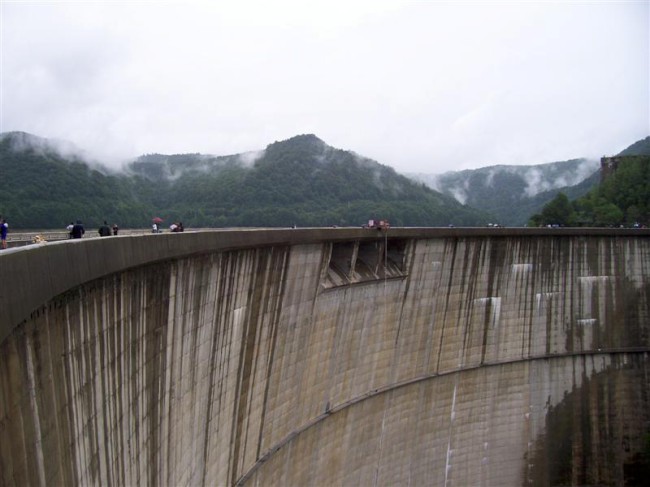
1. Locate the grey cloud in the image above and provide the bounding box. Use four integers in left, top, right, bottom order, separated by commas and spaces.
0, 2, 647, 173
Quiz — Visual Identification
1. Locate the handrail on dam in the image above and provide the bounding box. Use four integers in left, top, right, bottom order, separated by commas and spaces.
1, 226, 648, 346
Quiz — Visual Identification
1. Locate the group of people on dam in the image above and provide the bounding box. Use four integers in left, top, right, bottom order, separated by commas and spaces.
65, 220, 118, 238
66, 219, 184, 237
152, 221, 184, 233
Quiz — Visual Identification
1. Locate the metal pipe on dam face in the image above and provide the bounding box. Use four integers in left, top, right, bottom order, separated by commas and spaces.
1, 228, 649, 486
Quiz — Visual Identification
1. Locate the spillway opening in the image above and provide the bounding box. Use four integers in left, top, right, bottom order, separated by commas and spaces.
385, 238, 407, 272
356, 241, 382, 278
323, 238, 408, 288
327, 241, 356, 285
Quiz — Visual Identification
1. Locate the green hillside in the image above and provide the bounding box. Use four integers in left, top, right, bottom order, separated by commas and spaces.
127, 134, 490, 227
530, 136, 650, 227
530, 155, 650, 227
0, 132, 490, 229
617, 135, 650, 156
411, 135, 650, 226
411, 158, 601, 226
0, 132, 151, 229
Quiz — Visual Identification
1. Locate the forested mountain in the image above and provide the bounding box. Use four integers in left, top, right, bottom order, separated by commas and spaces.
0, 132, 490, 229
410, 158, 601, 226
530, 137, 650, 227
530, 155, 650, 227
0, 132, 151, 228
618, 135, 650, 156
125, 134, 490, 227
412, 136, 650, 226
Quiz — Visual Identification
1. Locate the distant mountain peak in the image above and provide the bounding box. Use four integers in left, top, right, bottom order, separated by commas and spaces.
617, 135, 650, 156
282, 133, 324, 144
267, 134, 327, 151
0, 130, 85, 160
0, 131, 50, 148
0, 130, 489, 228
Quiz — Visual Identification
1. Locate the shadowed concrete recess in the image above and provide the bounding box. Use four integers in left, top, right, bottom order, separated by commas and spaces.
1, 228, 649, 486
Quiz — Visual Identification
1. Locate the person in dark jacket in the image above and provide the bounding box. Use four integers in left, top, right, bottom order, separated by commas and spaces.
0, 218, 8, 249
98, 221, 111, 237
71, 220, 85, 239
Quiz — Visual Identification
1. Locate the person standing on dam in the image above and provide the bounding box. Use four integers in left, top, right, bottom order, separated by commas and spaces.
98, 221, 111, 237
0, 218, 8, 249
71, 220, 85, 239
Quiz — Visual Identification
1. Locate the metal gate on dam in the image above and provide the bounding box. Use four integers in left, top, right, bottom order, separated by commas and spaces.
1, 227, 649, 486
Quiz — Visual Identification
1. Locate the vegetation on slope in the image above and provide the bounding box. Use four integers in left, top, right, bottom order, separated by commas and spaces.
617, 136, 650, 156
529, 136, 650, 227
0, 132, 151, 228
0, 132, 490, 229
136, 135, 489, 228
412, 158, 601, 226
529, 154, 650, 227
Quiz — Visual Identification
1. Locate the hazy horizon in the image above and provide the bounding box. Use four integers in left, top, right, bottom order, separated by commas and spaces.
1, 1, 648, 172
0, 128, 619, 180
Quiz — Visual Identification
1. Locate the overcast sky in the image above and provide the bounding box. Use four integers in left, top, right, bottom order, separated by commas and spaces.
1, 0, 648, 173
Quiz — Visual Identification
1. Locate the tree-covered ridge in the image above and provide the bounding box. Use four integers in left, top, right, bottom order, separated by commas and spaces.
0, 132, 151, 228
0, 132, 490, 229
411, 158, 601, 226
410, 135, 650, 226
131, 134, 491, 228
617, 135, 650, 156
529, 155, 650, 227
528, 136, 650, 227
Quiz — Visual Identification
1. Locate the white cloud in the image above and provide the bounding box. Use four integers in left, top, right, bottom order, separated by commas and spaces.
1, 1, 647, 172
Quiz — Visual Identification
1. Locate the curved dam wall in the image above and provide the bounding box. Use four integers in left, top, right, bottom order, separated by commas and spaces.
1, 228, 649, 486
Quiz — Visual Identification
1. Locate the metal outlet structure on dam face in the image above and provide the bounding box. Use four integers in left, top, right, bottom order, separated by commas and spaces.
1, 227, 650, 486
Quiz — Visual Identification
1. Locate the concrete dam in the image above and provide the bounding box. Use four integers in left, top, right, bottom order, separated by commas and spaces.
1, 227, 649, 486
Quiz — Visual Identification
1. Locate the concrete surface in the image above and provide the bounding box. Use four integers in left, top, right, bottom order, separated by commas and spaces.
1, 227, 649, 485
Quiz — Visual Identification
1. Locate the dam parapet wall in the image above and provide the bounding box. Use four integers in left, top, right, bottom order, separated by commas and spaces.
1, 228, 649, 485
